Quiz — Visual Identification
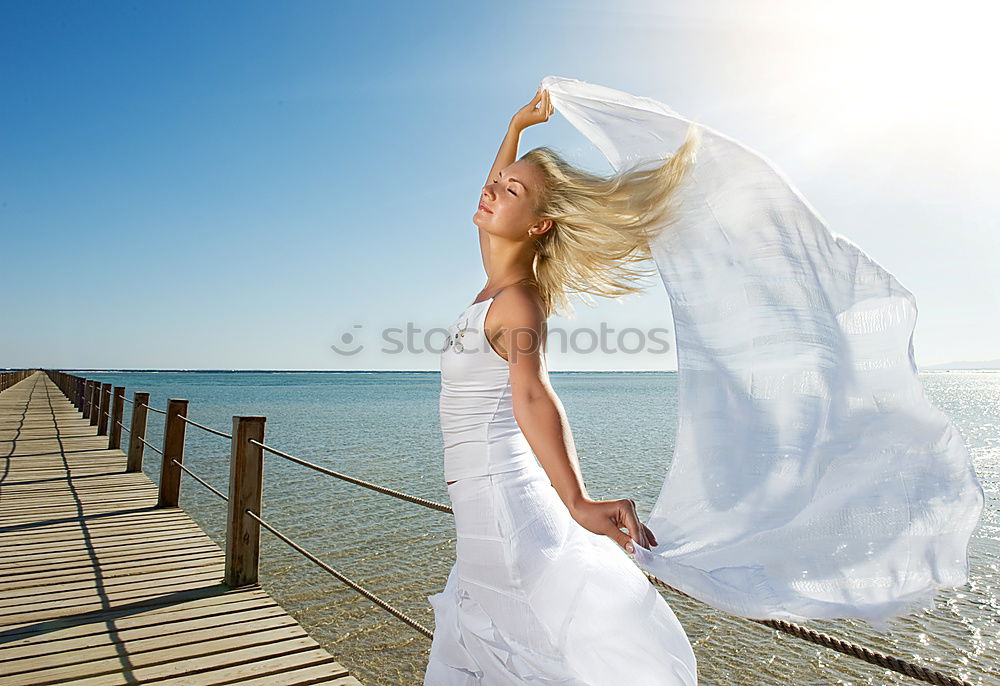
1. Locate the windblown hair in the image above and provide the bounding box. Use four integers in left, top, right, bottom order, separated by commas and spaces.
518, 121, 701, 319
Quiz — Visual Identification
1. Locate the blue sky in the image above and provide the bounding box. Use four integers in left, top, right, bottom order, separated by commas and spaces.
2, 0, 997, 370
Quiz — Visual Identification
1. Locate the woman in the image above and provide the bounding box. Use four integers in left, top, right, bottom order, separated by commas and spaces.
425, 86, 702, 685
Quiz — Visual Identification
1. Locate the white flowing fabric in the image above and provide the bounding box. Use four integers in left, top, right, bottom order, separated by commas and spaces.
539, 74, 985, 628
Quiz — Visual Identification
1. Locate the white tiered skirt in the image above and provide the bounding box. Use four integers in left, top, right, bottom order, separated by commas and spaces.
424, 463, 697, 685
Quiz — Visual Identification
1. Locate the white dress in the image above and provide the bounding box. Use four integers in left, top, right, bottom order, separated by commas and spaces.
425, 292, 698, 685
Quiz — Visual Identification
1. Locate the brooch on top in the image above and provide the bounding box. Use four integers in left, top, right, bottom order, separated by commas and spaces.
449, 317, 469, 352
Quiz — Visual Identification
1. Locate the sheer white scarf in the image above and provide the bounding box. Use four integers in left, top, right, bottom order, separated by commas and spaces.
539, 75, 984, 629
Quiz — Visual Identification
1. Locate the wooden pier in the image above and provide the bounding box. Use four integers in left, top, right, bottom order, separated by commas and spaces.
0, 371, 362, 685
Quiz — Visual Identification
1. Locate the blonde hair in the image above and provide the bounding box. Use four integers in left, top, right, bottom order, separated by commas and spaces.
519, 121, 701, 319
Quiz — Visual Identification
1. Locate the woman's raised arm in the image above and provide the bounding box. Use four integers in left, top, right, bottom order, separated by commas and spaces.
478, 88, 553, 276
479, 124, 523, 275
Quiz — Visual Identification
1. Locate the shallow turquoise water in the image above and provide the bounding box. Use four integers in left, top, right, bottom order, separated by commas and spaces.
74, 370, 997, 685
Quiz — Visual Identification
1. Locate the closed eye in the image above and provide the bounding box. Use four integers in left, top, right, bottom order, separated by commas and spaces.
508, 189, 517, 196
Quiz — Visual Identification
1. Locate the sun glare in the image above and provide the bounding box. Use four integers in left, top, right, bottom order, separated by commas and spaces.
717, 1, 999, 166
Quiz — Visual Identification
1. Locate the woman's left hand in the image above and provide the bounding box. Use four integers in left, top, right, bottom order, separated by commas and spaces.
570, 497, 658, 553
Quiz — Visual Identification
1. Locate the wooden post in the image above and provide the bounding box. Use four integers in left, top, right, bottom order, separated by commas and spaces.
157, 399, 188, 508
126, 391, 149, 473
87, 379, 101, 426
75, 378, 84, 410
97, 383, 111, 436
83, 379, 94, 419
108, 386, 125, 449
83, 380, 93, 420
89, 381, 100, 427
225, 416, 266, 588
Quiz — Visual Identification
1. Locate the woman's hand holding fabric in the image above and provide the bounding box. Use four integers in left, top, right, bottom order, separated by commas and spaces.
570, 497, 658, 553
510, 87, 553, 131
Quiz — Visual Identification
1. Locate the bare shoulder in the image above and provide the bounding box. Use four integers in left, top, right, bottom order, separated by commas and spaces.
484, 285, 546, 364
490, 284, 546, 330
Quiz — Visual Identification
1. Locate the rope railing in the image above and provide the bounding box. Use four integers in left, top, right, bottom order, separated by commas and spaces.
115, 419, 130, 435
244, 509, 433, 638
761, 619, 968, 686
136, 434, 163, 456
641, 575, 971, 686
141, 402, 167, 415
178, 414, 232, 441
248, 438, 453, 514
171, 459, 228, 502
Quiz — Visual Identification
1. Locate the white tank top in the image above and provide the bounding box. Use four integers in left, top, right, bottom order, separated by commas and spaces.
439, 291, 538, 483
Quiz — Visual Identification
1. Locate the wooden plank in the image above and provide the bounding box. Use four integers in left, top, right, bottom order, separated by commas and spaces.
0, 588, 277, 638
0, 603, 291, 660
3, 616, 304, 677
0, 538, 222, 571
0, 574, 227, 622
1, 532, 219, 560
0, 563, 225, 603
0, 524, 209, 554
9, 634, 322, 685
0, 512, 198, 539
221, 659, 362, 686
0, 552, 224, 590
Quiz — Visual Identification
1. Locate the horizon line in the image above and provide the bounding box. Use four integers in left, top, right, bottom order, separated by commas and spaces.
6, 367, 998, 374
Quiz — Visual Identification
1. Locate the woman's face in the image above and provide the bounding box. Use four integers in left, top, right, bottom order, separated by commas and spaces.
474, 159, 550, 240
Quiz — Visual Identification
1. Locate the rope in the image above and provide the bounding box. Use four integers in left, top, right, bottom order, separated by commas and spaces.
140, 402, 166, 415
759, 618, 970, 686
136, 434, 163, 456
115, 419, 130, 435
244, 510, 433, 638
247, 438, 453, 514
171, 459, 228, 502
178, 414, 233, 440
642, 574, 971, 686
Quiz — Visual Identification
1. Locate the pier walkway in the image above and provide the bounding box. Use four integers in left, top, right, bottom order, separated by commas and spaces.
0, 371, 361, 685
